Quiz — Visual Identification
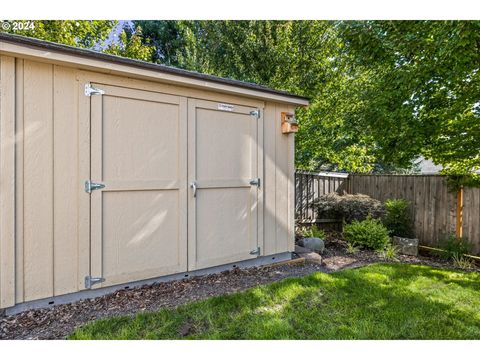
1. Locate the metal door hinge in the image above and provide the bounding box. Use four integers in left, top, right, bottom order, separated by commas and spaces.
250, 109, 260, 119
85, 83, 105, 96
250, 178, 261, 187
85, 276, 105, 289
250, 247, 261, 256
85, 180, 105, 193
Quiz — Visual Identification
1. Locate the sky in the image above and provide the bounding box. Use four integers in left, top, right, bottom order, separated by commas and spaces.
97, 20, 133, 49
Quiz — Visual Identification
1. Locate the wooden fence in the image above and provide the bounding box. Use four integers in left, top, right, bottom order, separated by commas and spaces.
295, 172, 480, 254
295, 171, 349, 223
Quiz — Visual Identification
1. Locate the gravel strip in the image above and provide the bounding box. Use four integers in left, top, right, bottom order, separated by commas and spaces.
0, 261, 324, 340
1, 234, 476, 340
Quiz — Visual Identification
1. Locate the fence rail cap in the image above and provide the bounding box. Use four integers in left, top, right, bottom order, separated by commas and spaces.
295, 170, 349, 178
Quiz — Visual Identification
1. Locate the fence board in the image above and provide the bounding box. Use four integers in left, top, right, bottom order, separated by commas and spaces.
463, 187, 480, 254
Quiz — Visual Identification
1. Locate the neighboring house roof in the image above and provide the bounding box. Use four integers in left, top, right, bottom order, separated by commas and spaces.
415, 156, 443, 174
0, 32, 309, 105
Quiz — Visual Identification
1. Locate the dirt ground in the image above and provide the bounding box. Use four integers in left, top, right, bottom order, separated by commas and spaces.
0, 232, 473, 340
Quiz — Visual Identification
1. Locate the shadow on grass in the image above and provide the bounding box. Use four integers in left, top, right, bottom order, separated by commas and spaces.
69, 263, 480, 340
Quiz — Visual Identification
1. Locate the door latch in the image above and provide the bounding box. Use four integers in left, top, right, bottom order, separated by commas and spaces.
190, 181, 198, 197
85, 180, 105, 193
249, 178, 261, 187
85, 276, 105, 289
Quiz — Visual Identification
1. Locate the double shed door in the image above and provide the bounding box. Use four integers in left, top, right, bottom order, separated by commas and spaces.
87, 82, 262, 288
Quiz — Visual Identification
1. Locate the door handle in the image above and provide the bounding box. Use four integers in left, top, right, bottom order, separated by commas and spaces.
190, 181, 197, 197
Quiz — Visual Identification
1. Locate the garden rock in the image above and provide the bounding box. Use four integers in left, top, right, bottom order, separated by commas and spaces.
392, 236, 419, 256
294, 245, 311, 254
298, 251, 322, 264
297, 237, 325, 254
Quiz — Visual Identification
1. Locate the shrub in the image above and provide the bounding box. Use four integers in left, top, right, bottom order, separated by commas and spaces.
383, 198, 413, 237
343, 217, 391, 250
313, 193, 385, 223
435, 234, 473, 259
298, 225, 326, 239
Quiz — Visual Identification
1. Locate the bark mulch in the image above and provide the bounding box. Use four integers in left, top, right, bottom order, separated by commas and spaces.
1, 232, 475, 340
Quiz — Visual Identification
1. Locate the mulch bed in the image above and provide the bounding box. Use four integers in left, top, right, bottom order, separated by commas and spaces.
1, 231, 476, 340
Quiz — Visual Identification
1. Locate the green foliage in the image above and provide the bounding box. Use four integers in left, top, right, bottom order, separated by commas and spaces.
69, 264, 480, 339
104, 26, 155, 61
0, 20, 116, 48
314, 193, 385, 223
436, 235, 473, 259
445, 173, 480, 192
345, 242, 359, 254
299, 225, 326, 239
383, 199, 413, 237
339, 21, 480, 175
343, 217, 391, 250
377, 243, 400, 262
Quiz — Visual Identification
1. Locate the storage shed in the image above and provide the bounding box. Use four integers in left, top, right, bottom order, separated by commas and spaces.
0, 33, 308, 314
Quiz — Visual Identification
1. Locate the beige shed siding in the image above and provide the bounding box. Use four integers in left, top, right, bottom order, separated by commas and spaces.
0, 54, 300, 308
23, 60, 54, 301
0, 56, 16, 308
53, 65, 79, 296
263, 102, 296, 255
14, 58, 24, 302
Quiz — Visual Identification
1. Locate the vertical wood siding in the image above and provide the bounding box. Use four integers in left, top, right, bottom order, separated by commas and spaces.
0, 56, 16, 308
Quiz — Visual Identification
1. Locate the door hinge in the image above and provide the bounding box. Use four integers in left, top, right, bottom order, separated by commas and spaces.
85, 83, 105, 96
85, 276, 105, 289
250, 247, 261, 256
250, 178, 261, 187
85, 180, 106, 193
250, 109, 260, 119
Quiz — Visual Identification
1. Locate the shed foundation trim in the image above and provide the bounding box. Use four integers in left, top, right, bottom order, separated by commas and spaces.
3, 252, 292, 316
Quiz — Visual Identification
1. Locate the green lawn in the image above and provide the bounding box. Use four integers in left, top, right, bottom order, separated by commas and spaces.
69, 264, 480, 339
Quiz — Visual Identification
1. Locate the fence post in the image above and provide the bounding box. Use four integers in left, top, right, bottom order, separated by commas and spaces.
456, 186, 464, 238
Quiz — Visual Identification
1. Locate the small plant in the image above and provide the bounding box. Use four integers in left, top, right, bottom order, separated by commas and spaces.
300, 225, 326, 239
383, 198, 413, 238
452, 254, 475, 270
436, 234, 472, 260
343, 217, 391, 250
345, 242, 359, 254
377, 243, 400, 262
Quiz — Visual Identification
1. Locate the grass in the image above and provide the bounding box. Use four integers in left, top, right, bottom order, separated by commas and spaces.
69, 264, 480, 340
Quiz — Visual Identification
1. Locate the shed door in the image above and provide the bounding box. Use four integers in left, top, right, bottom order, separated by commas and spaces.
188, 99, 262, 270
89, 84, 187, 288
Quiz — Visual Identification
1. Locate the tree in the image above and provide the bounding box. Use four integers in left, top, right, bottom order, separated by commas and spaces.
0, 20, 116, 48
104, 26, 155, 62
130, 20, 188, 66
338, 21, 480, 176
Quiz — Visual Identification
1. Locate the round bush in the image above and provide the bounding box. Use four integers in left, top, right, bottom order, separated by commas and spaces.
313, 193, 385, 223
383, 198, 413, 237
343, 217, 390, 250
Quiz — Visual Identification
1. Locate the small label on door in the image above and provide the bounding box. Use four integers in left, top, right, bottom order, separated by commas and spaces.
218, 103, 234, 111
